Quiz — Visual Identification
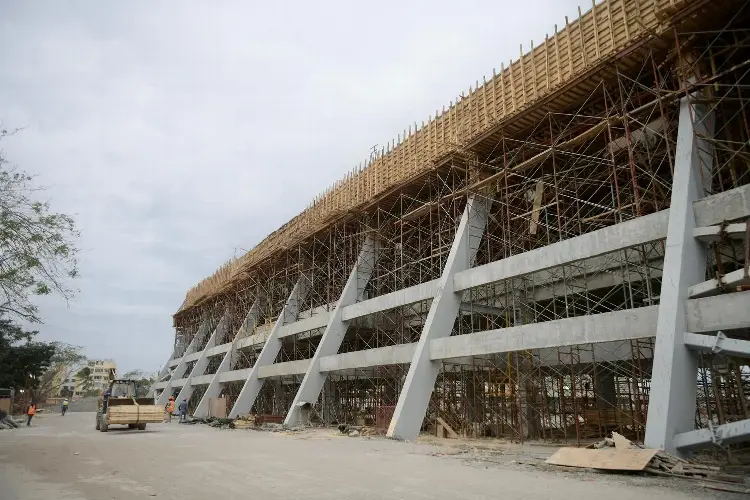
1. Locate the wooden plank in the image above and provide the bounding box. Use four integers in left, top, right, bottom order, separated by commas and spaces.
546, 447, 658, 470
436, 417, 459, 439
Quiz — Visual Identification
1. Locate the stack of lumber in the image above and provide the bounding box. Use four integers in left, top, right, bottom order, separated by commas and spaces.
108, 404, 163, 424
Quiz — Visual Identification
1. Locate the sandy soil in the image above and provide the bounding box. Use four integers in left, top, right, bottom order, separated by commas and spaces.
0, 412, 732, 499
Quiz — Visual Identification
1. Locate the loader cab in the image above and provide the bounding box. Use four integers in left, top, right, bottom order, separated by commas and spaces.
109, 380, 136, 399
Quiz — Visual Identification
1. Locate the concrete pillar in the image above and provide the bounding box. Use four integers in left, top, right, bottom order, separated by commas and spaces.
174, 311, 230, 409
387, 195, 491, 440
193, 297, 262, 418
227, 276, 311, 418
285, 236, 377, 426
645, 91, 714, 453
155, 318, 210, 407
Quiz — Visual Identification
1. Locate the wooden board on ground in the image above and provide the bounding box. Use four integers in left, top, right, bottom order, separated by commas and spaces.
546, 447, 659, 471
208, 397, 227, 419
435, 417, 459, 439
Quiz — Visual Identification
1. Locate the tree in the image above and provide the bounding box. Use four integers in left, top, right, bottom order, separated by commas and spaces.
0, 316, 55, 399
33, 343, 86, 401
0, 129, 80, 323
75, 366, 94, 395
122, 369, 156, 397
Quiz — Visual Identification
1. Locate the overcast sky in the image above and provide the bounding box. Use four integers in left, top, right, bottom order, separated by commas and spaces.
0, 1, 583, 374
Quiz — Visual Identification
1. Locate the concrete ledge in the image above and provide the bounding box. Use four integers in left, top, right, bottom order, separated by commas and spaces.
674, 418, 750, 451
152, 381, 168, 390
693, 223, 747, 242
342, 280, 439, 321
684, 332, 750, 358
688, 269, 750, 298
320, 343, 417, 372
218, 368, 252, 383
170, 377, 188, 387
429, 306, 659, 360
190, 374, 213, 386
277, 312, 331, 338
685, 291, 750, 332
693, 184, 750, 227
204, 343, 232, 357
453, 211, 669, 292
257, 359, 311, 378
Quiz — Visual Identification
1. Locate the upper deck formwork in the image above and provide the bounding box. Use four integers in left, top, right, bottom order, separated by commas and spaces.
176, 0, 729, 319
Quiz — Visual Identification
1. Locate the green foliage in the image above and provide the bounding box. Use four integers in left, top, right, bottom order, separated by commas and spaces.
0, 130, 80, 323
0, 316, 55, 397
122, 369, 156, 397
34, 343, 86, 400
75, 366, 93, 393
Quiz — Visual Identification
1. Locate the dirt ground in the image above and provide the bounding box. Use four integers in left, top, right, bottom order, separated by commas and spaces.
0, 412, 738, 499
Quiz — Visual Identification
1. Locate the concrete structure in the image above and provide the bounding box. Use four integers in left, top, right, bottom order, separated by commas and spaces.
152, 0, 750, 455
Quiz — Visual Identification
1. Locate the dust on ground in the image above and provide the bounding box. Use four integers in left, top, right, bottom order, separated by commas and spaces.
0, 412, 739, 499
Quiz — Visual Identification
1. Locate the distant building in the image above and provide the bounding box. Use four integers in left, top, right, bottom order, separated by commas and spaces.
83, 360, 117, 395
58, 360, 118, 397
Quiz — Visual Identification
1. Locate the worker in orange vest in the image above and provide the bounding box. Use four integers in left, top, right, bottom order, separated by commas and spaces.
26, 402, 37, 426
165, 396, 175, 423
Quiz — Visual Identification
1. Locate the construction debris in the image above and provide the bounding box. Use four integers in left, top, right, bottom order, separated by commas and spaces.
547, 433, 746, 485
0, 410, 20, 430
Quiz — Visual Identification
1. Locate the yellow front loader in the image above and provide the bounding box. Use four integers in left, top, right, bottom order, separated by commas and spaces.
95, 379, 164, 432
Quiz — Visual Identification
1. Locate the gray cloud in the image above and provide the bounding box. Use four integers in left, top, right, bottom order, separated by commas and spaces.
0, 0, 582, 373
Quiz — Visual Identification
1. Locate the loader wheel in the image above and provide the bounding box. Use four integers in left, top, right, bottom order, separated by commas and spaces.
99, 415, 108, 432
137, 423, 147, 430
95, 415, 100, 430
128, 424, 136, 429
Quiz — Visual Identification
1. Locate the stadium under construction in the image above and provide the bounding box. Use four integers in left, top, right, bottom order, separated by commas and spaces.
151, 0, 750, 456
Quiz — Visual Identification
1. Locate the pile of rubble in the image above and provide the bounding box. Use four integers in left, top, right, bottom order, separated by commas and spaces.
0, 410, 21, 430
337, 424, 382, 438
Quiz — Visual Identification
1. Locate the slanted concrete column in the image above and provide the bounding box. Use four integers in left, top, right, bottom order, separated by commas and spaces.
174, 311, 231, 409
387, 195, 491, 440
227, 276, 311, 418
284, 236, 377, 427
156, 318, 210, 407
193, 298, 262, 418
645, 90, 714, 454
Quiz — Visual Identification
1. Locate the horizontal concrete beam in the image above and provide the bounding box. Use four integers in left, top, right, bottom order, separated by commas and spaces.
320, 343, 417, 372
168, 358, 180, 368
171, 377, 188, 387
257, 359, 311, 378
218, 368, 252, 383
674, 418, 750, 451
342, 280, 439, 321
429, 306, 659, 360
693, 223, 747, 242
693, 183, 750, 227
688, 268, 750, 299
453, 211, 669, 292
204, 343, 232, 358
278, 312, 331, 338
686, 291, 750, 332
191, 374, 213, 386
182, 351, 201, 363
152, 381, 168, 390
684, 332, 750, 358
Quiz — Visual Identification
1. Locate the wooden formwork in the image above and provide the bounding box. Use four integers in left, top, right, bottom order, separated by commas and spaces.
176, 0, 716, 318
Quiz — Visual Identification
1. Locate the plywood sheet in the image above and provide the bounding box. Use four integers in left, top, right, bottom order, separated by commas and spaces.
546, 447, 658, 470
209, 397, 227, 419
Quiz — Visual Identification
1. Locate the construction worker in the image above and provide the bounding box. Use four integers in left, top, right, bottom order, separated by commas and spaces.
26, 402, 37, 426
61, 398, 69, 416
178, 398, 188, 423
165, 396, 175, 423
